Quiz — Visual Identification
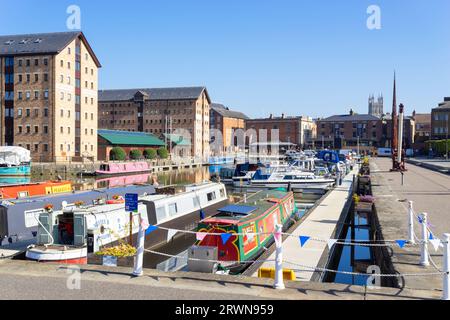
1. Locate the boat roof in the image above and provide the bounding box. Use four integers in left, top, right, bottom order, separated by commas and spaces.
202, 190, 291, 225
0, 185, 156, 214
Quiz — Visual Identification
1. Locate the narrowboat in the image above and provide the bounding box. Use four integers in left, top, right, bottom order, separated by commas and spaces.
96, 162, 152, 176
0, 180, 72, 200
193, 189, 297, 274
25, 182, 228, 264
0, 184, 156, 247
0, 147, 31, 177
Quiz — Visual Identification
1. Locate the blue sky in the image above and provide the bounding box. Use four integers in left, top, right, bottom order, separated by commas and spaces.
2, 0, 450, 118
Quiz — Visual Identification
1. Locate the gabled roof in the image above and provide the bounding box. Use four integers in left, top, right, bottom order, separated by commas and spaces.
211, 103, 249, 120
319, 114, 381, 122
0, 31, 101, 67
98, 87, 210, 103
98, 130, 165, 146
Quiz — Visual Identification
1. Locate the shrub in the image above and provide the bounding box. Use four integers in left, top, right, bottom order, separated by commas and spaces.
130, 149, 143, 160
109, 147, 126, 161
157, 147, 169, 159
143, 149, 157, 160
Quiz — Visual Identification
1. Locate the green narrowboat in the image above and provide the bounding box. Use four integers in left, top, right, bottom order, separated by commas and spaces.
195, 190, 297, 273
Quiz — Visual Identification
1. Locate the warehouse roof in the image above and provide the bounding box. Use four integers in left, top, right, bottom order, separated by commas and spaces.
0, 31, 101, 67
98, 130, 165, 146
319, 114, 381, 122
98, 87, 210, 103
211, 103, 249, 120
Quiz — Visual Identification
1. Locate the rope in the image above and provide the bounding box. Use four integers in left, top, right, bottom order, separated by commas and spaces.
142, 249, 445, 278
284, 261, 444, 278
151, 225, 424, 248
144, 249, 275, 265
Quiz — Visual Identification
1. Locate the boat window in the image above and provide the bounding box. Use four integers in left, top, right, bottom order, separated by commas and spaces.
156, 206, 167, 221
283, 175, 293, 180
207, 192, 216, 202
168, 203, 178, 216
193, 196, 200, 208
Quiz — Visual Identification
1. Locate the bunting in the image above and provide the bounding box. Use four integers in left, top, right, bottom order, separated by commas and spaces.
146, 225, 158, 236
396, 240, 407, 249
299, 236, 310, 247
221, 233, 232, 245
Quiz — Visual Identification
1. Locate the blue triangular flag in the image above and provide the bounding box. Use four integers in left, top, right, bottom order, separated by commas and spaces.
145, 225, 158, 236
429, 233, 434, 240
299, 236, 310, 247
221, 233, 232, 245
396, 240, 407, 248
418, 217, 423, 224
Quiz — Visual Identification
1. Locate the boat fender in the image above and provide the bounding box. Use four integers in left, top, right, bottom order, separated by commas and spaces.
200, 210, 205, 220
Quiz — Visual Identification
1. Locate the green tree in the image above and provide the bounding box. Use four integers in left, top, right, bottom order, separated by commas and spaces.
130, 149, 143, 160
109, 147, 126, 161
143, 149, 157, 160
157, 147, 169, 159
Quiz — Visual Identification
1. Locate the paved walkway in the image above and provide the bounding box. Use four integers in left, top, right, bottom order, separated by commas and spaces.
373, 158, 450, 236
0, 260, 439, 300
407, 158, 450, 174
371, 158, 450, 296
253, 168, 357, 281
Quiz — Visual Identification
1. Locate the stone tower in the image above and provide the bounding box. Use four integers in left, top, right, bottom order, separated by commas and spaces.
368, 94, 384, 118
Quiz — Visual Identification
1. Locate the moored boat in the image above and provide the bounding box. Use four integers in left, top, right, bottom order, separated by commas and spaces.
0, 184, 156, 246
25, 182, 228, 264
95, 161, 152, 176
0, 180, 72, 200
193, 189, 297, 274
0, 147, 31, 177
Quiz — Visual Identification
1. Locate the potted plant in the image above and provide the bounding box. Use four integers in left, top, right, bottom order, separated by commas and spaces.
44, 204, 54, 213
74, 201, 85, 208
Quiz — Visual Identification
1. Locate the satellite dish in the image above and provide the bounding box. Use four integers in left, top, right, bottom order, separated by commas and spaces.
62, 201, 68, 208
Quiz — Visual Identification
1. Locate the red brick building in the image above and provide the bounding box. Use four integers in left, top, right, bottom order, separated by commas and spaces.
315, 110, 383, 150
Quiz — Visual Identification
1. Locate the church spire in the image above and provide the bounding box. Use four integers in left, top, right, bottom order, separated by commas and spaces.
391, 72, 398, 167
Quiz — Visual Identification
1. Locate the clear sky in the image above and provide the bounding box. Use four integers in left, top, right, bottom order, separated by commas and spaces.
1, 0, 450, 118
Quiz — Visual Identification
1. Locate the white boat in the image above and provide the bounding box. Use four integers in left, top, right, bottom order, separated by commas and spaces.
26, 182, 228, 264
0, 147, 31, 176
241, 166, 336, 191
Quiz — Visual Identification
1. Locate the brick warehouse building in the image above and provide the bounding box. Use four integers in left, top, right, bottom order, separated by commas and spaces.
0, 32, 101, 162
315, 110, 383, 150
98, 87, 211, 160
246, 114, 315, 149
431, 97, 450, 140
210, 103, 248, 154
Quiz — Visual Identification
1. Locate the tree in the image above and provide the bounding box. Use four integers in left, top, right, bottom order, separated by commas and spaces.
109, 147, 126, 161
157, 147, 169, 159
143, 149, 157, 160
130, 149, 143, 160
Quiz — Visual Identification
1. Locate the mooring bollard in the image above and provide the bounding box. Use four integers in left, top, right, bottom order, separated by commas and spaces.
443, 233, 450, 301
420, 213, 430, 267
274, 224, 285, 290
133, 216, 146, 277
408, 201, 416, 245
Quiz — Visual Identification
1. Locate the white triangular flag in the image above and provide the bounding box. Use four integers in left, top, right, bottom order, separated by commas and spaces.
430, 239, 442, 252
328, 239, 338, 250
167, 229, 178, 242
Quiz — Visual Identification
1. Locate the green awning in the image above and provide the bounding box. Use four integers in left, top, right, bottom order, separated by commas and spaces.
99, 130, 165, 147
